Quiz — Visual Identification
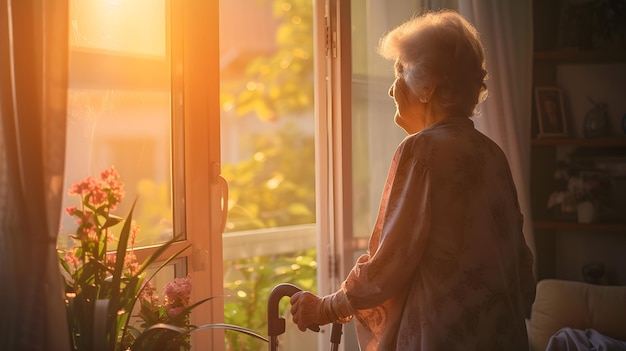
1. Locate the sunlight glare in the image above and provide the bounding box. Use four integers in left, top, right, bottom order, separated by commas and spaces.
70, 0, 166, 57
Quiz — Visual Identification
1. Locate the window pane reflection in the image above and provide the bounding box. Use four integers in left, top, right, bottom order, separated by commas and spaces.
58, 0, 173, 251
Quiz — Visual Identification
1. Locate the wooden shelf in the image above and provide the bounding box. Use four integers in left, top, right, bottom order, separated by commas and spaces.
531, 137, 626, 147
534, 49, 626, 63
531, 0, 626, 284
534, 221, 626, 233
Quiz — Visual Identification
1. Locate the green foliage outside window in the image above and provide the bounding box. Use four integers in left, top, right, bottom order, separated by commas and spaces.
223, 249, 317, 350
222, 124, 316, 232
221, 125, 317, 348
221, 0, 314, 122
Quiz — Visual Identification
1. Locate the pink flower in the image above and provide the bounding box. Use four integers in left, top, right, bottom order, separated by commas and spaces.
68, 176, 97, 196
65, 206, 78, 216
67, 166, 126, 210
99, 166, 125, 210
164, 276, 193, 317
165, 276, 192, 301
129, 224, 140, 249
124, 252, 140, 276
99, 166, 121, 186
77, 224, 97, 242
167, 306, 185, 318
64, 249, 80, 272
139, 281, 160, 312
105, 253, 116, 269
76, 211, 97, 241
87, 187, 109, 208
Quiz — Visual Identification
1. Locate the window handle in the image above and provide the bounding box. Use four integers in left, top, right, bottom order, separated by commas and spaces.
216, 174, 228, 234
211, 162, 228, 234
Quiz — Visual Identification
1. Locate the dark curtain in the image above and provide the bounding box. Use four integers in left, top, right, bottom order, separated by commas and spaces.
0, 1, 69, 350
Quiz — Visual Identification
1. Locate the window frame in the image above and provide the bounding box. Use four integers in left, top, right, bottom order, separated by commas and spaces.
176, 1, 224, 350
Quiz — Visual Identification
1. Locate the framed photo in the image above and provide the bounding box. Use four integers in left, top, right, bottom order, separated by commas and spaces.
535, 86, 568, 137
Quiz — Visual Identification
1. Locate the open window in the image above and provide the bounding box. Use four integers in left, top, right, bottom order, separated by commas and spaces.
59, 1, 437, 350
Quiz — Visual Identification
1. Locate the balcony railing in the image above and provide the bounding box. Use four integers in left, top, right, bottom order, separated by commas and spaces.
222, 224, 317, 260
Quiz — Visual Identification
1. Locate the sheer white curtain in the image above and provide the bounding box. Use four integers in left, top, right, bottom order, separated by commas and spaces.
0, 1, 69, 350
459, 0, 537, 258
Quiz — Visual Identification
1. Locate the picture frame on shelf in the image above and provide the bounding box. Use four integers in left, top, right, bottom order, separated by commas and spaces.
536, 86, 568, 138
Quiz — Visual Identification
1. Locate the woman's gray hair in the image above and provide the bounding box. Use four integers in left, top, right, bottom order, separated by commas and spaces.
378, 10, 488, 117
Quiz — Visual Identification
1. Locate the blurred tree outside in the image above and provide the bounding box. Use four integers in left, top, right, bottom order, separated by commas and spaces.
222, 124, 315, 231
220, 0, 314, 122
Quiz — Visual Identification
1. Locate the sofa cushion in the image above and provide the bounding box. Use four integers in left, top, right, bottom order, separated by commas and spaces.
528, 279, 626, 351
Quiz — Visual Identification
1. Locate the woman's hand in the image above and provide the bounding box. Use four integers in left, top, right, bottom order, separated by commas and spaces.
289, 291, 333, 332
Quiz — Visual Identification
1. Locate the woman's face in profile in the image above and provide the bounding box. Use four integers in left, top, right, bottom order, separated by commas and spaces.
389, 63, 422, 134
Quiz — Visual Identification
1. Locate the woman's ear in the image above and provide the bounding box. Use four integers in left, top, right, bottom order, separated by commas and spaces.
418, 84, 436, 103
423, 84, 436, 101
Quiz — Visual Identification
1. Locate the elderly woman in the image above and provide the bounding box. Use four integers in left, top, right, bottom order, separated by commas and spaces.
290, 10, 536, 350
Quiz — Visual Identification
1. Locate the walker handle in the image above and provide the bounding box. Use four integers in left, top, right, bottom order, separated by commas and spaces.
267, 283, 320, 351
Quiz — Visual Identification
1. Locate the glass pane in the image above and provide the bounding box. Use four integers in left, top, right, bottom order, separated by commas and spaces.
219, 0, 317, 349
350, 1, 454, 249
351, 1, 410, 248
70, 0, 166, 57
58, 0, 174, 251
347, 2, 457, 350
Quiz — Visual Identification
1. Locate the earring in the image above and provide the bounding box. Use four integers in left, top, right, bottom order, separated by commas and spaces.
419, 96, 428, 103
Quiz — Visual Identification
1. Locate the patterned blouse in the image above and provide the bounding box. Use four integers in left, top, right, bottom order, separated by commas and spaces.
343, 117, 536, 350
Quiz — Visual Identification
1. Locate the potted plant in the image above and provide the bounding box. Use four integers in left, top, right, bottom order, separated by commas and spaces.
58, 166, 266, 350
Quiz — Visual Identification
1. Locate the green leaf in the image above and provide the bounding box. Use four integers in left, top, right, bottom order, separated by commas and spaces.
102, 214, 123, 229
57, 250, 72, 276
108, 197, 137, 350
111, 198, 137, 290
135, 235, 190, 280
166, 296, 216, 325
119, 235, 190, 344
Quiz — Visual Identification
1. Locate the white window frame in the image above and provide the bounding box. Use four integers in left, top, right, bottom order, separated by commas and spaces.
178, 1, 224, 350
313, 0, 355, 295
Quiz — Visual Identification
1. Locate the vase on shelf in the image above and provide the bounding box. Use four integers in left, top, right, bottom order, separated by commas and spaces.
577, 201, 596, 224
583, 98, 610, 138
550, 196, 577, 222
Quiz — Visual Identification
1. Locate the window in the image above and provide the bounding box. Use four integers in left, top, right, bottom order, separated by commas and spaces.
61, 0, 175, 251
59, 1, 222, 350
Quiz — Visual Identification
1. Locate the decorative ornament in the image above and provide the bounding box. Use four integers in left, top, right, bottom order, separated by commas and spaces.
583, 97, 609, 138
